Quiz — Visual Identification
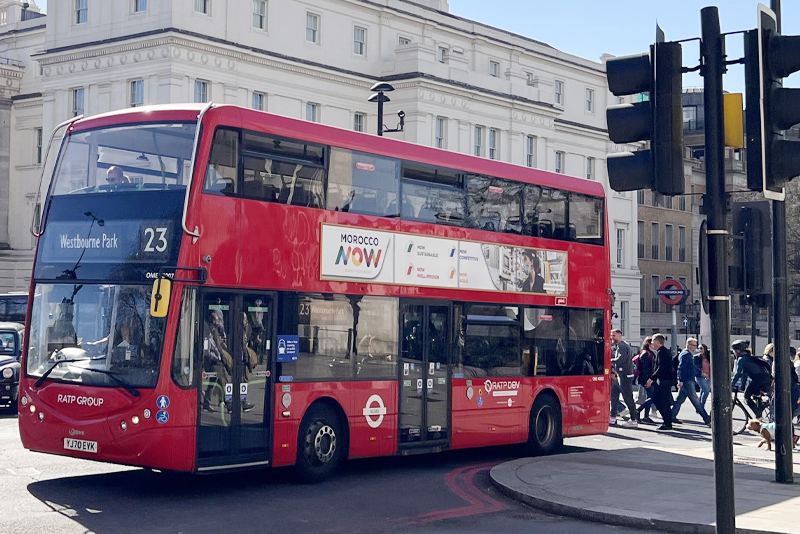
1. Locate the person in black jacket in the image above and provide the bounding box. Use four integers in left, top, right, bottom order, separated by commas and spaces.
646, 333, 675, 430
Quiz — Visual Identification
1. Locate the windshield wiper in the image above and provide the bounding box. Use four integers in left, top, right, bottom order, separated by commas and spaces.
34, 357, 105, 388
77, 367, 141, 397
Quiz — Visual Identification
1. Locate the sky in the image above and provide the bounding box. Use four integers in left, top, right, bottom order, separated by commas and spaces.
35, 0, 799, 92
448, 0, 800, 93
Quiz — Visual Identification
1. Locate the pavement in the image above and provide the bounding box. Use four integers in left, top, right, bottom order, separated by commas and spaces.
490, 408, 800, 534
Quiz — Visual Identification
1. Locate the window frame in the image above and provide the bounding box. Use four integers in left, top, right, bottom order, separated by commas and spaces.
75, 0, 88, 24
585, 88, 594, 113
616, 227, 625, 268
489, 60, 500, 78
586, 156, 594, 180
72, 87, 85, 117
555, 150, 564, 174
35, 127, 42, 165
526, 135, 536, 168
353, 112, 366, 133
306, 12, 320, 44
353, 26, 367, 56
438, 46, 449, 64
435, 117, 445, 149
194, 0, 209, 15
554, 79, 564, 105
306, 102, 319, 123
252, 91, 265, 111
133, 0, 147, 13
252, 0, 267, 30
474, 126, 483, 157
488, 128, 498, 160
194, 79, 209, 103
129, 79, 144, 108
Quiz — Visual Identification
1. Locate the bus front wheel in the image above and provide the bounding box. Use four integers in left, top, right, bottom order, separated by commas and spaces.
526, 394, 562, 456
295, 404, 345, 483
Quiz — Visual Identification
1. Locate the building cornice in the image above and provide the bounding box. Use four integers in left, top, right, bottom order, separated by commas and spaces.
35, 29, 586, 119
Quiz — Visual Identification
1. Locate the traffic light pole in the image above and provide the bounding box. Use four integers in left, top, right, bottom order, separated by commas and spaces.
770, 0, 793, 484
701, 7, 736, 534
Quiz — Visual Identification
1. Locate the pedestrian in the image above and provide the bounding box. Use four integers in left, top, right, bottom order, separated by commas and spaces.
610, 329, 638, 428
647, 333, 675, 430
696, 344, 711, 408
635, 336, 657, 424
763, 342, 775, 370
671, 338, 711, 425
794, 349, 800, 379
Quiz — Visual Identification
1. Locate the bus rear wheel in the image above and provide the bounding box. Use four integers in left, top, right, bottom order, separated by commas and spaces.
526, 395, 562, 456
295, 404, 345, 483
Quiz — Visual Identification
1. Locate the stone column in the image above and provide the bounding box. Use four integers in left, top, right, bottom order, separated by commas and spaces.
0, 97, 12, 248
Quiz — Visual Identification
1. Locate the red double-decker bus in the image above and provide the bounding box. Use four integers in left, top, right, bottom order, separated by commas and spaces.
19, 103, 610, 480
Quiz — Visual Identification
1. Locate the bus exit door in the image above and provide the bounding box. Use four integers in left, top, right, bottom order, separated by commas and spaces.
398, 301, 451, 448
197, 292, 273, 470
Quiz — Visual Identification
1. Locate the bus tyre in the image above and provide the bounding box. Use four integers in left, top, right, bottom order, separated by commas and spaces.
527, 395, 562, 456
295, 405, 344, 483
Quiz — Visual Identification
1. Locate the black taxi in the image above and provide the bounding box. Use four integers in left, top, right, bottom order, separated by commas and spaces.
0, 322, 24, 413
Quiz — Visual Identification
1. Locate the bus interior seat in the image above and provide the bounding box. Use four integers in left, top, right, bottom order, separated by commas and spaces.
534, 220, 553, 239
569, 224, 577, 240
401, 197, 416, 219
242, 180, 264, 199
553, 224, 567, 240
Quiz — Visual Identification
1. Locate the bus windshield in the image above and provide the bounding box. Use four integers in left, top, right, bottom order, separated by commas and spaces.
51, 122, 195, 195
26, 283, 166, 389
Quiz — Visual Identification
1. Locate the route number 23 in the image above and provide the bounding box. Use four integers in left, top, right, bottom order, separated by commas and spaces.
143, 227, 168, 253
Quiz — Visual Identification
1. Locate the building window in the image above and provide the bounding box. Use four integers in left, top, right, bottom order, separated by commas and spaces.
353, 112, 365, 132
134, 0, 147, 12
637, 190, 645, 204
253, 0, 266, 29
585, 88, 594, 112
474, 126, 482, 156
129, 79, 144, 107
306, 102, 319, 122
488, 129, 498, 160
72, 88, 85, 117
398, 36, 410, 45
252, 92, 265, 111
665, 224, 673, 261
652, 276, 660, 313
0, 8, 6, 25
651, 222, 659, 260
664, 195, 673, 209
555, 151, 564, 174
586, 156, 595, 180
620, 301, 629, 337
683, 105, 698, 130
554, 80, 564, 105
490, 60, 500, 77
640, 278, 646, 312
354, 26, 366, 56
526, 135, 536, 167
438, 47, 449, 64
194, 0, 209, 15
679, 278, 688, 313
679, 195, 686, 211
679, 226, 686, 262
435, 117, 445, 149
194, 80, 208, 103
637, 221, 644, 259
35, 128, 42, 165
526, 71, 535, 85
652, 192, 661, 207
75, 0, 88, 24
616, 227, 625, 268
306, 13, 319, 43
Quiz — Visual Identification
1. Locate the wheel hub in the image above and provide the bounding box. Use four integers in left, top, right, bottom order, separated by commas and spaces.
311, 424, 336, 463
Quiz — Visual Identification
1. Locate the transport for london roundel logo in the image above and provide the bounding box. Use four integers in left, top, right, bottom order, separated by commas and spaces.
362, 394, 387, 429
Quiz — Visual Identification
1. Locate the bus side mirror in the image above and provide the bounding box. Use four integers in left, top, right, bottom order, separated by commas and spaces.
150, 278, 171, 318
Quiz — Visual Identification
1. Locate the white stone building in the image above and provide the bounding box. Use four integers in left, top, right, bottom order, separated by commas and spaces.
0, 0, 640, 337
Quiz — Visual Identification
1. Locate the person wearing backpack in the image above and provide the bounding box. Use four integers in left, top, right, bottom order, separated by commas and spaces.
634, 336, 656, 424
610, 329, 638, 428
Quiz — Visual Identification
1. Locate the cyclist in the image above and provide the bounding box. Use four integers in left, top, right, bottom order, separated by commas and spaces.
731, 339, 773, 418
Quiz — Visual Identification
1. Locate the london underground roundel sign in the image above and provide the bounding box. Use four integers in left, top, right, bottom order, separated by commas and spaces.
657, 279, 688, 306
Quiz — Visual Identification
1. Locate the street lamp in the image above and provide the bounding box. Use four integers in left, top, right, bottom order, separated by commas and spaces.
368, 82, 404, 136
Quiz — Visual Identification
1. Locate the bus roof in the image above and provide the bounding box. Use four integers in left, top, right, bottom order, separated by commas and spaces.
69, 103, 606, 198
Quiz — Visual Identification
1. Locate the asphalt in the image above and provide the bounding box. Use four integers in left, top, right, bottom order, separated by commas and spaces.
490, 412, 800, 534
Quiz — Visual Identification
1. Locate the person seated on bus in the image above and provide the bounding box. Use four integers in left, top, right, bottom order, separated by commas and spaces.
106, 166, 130, 185
202, 313, 230, 412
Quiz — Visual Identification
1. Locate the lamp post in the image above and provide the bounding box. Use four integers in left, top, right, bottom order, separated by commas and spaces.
368, 82, 404, 136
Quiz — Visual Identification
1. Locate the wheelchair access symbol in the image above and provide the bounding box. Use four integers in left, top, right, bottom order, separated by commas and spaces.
156, 410, 169, 424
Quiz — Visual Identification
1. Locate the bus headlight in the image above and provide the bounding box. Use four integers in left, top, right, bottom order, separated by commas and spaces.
2, 368, 12, 379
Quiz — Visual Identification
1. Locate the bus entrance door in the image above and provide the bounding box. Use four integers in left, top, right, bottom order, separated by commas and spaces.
399, 302, 451, 450
197, 292, 273, 470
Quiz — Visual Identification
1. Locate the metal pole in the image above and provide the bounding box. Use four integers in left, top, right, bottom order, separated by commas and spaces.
701, 8, 736, 534
377, 93, 384, 137
671, 309, 678, 354
751, 303, 757, 353
770, 0, 793, 484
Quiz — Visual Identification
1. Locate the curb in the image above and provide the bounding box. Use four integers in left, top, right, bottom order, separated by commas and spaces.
489, 463, 783, 534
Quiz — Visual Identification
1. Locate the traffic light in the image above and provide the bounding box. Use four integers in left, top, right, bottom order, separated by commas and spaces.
730, 201, 772, 296
606, 40, 684, 195
745, 4, 800, 199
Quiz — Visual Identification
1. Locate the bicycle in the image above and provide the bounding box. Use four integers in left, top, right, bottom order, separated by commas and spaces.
731, 389, 773, 436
